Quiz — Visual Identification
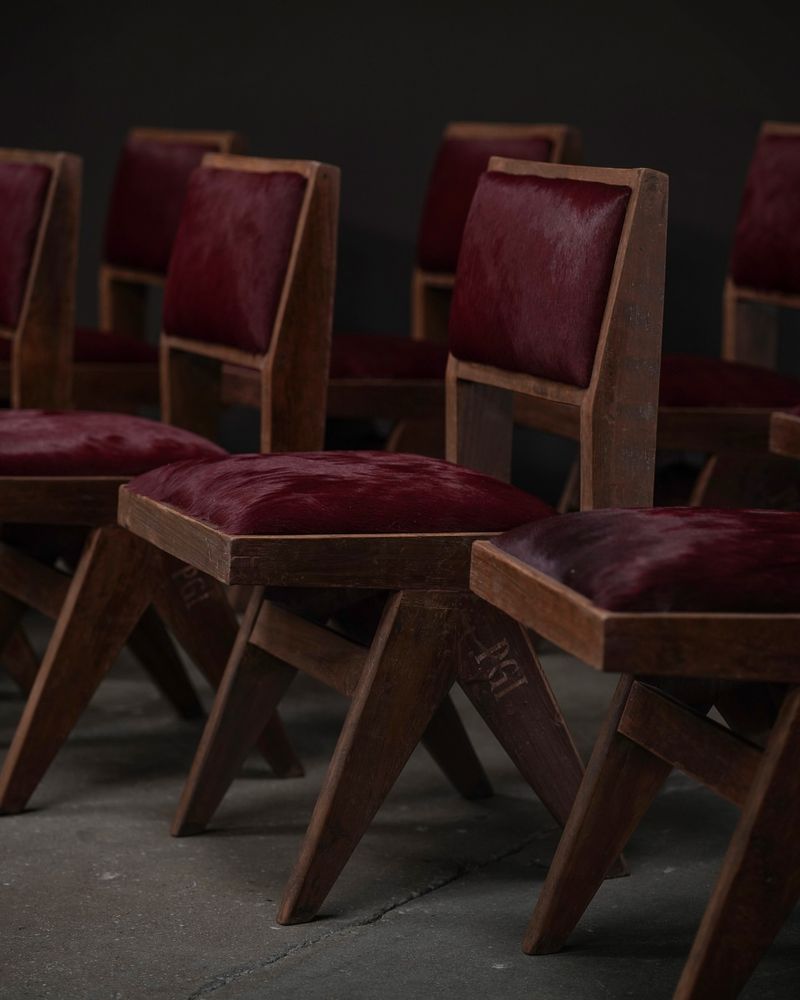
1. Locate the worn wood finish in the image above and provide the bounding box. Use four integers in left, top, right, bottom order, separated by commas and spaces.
446, 357, 514, 480
457, 597, 585, 826
0, 149, 81, 409
673, 685, 800, 999
721, 277, 780, 368
163, 156, 339, 453
277, 591, 464, 924
523, 678, 672, 955
152, 558, 303, 778
171, 588, 299, 836
0, 477, 125, 525
0, 527, 157, 813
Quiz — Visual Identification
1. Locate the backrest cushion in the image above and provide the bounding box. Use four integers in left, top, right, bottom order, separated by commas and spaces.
163, 167, 307, 353
730, 131, 800, 295
104, 137, 217, 273
0, 162, 52, 328
416, 135, 554, 273
449, 170, 630, 387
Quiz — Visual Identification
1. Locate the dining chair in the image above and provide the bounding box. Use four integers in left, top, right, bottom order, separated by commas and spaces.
117, 156, 668, 923
0, 154, 342, 813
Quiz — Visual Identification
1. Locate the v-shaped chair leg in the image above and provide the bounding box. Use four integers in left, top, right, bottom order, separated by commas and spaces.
523, 677, 672, 955
171, 587, 298, 836
0, 527, 157, 814
673, 685, 800, 1000
278, 590, 462, 925
127, 606, 205, 719
153, 559, 303, 778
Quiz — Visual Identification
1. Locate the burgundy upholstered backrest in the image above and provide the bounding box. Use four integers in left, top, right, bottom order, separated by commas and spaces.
729, 128, 800, 295
416, 134, 556, 273
103, 136, 218, 274
449, 170, 631, 388
162, 166, 308, 354
0, 161, 52, 329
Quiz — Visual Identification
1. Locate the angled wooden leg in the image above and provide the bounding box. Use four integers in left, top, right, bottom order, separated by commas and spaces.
153, 557, 303, 778
127, 606, 204, 719
0, 527, 157, 814
523, 678, 672, 955
385, 418, 444, 457
1, 626, 39, 694
674, 685, 800, 999
172, 588, 298, 836
457, 597, 584, 827
278, 590, 462, 925
421, 695, 493, 799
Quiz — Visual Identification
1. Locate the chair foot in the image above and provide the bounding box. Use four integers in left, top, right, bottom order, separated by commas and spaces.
172, 589, 298, 836
277, 590, 461, 924
523, 677, 671, 955
0, 527, 156, 814
674, 684, 800, 999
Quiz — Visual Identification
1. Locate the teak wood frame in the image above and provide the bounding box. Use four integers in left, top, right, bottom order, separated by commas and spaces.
469, 469, 800, 993
78, 127, 244, 411
0, 155, 342, 814
117, 157, 667, 924
220, 123, 582, 443
0, 149, 81, 409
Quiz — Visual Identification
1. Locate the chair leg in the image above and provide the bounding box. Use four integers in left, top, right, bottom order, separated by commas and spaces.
385, 418, 444, 457
691, 451, 800, 509
457, 597, 584, 828
421, 694, 493, 800
172, 588, 298, 836
278, 590, 462, 925
127, 606, 204, 719
673, 684, 800, 1000
153, 558, 303, 778
0, 527, 156, 814
523, 677, 672, 955
1, 625, 39, 694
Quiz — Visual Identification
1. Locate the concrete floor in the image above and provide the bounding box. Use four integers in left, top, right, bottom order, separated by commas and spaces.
0, 621, 797, 999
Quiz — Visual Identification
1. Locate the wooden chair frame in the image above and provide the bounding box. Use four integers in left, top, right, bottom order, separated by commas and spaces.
468, 416, 800, 996
0, 155, 341, 814
0, 149, 81, 408
116, 158, 667, 924
74, 127, 244, 411
221, 123, 582, 440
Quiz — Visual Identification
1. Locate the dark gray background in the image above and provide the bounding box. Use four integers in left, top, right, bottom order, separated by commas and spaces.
3, 1, 798, 495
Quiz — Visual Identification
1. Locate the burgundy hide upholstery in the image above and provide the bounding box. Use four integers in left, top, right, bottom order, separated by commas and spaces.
0, 410, 226, 476
126, 451, 554, 535
103, 138, 216, 274
331, 333, 448, 379
449, 171, 630, 388
730, 131, 800, 295
0, 328, 158, 364
0, 162, 52, 329
491, 507, 800, 613
416, 136, 554, 273
659, 353, 800, 407
163, 168, 307, 353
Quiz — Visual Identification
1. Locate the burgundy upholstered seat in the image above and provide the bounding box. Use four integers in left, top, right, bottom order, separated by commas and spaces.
417, 135, 554, 273
730, 130, 800, 296
490, 506, 800, 613
127, 452, 554, 536
104, 137, 218, 274
330, 333, 449, 379
0, 161, 52, 329
659, 353, 800, 407
0, 410, 226, 477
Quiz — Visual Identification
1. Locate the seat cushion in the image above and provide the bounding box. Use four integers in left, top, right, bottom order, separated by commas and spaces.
74, 327, 159, 363
0, 410, 226, 476
104, 137, 217, 274
660, 353, 800, 407
331, 334, 449, 380
0, 161, 52, 329
416, 134, 554, 274
449, 171, 631, 388
491, 506, 800, 613
127, 452, 554, 535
